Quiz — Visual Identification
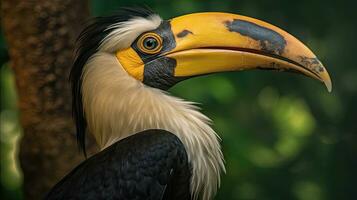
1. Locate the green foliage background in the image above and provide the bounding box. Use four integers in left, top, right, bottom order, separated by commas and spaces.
1, 0, 356, 199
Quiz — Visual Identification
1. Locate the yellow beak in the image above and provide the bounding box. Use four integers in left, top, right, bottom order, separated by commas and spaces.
165, 12, 332, 92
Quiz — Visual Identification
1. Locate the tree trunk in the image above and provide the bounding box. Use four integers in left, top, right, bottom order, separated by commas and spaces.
1, 0, 98, 199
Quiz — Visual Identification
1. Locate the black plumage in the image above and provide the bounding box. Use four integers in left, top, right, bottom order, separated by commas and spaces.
45, 129, 191, 200
70, 7, 155, 156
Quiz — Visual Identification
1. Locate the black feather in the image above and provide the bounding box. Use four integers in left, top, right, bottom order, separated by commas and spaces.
45, 129, 191, 200
70, 7, 156, 156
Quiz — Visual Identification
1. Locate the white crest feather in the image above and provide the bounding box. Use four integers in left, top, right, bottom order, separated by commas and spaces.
82, 15, 225, 200
82, 53, 225, 200
99, 14, 162, 52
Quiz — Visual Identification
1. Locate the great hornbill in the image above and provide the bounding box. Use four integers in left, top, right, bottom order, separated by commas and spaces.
46, 7, 331, 200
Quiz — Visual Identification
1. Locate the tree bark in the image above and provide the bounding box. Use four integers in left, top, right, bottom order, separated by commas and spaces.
1, 0, 98, 199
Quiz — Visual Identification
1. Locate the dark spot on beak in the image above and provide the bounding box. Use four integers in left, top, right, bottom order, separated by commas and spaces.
225, 19, 287, 55
176, 30, 193, 38
256, 62, 285, 71
299, 56, 325, 73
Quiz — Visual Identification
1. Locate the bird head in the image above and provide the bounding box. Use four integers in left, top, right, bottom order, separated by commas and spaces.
71, 7, 331, 154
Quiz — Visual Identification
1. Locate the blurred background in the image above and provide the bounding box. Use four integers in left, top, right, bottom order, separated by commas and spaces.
1, 0, 356, 199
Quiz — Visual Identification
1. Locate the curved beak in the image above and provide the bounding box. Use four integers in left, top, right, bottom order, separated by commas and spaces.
165, 12, 332, 92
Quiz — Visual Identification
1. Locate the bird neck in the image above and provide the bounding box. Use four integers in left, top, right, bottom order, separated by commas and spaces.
81, 52, 225, 200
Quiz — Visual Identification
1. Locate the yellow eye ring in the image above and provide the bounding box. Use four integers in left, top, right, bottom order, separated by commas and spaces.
137, 33, 163, 54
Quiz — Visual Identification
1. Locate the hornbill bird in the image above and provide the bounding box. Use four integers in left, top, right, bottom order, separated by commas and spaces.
46, 7, 332, 200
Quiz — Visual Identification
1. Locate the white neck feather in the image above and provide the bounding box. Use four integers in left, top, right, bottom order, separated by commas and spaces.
82, 52, 225, 200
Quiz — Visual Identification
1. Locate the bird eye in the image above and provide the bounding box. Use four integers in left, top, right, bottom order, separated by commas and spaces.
143, 37, 158, 50
137, 33, 162, 54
